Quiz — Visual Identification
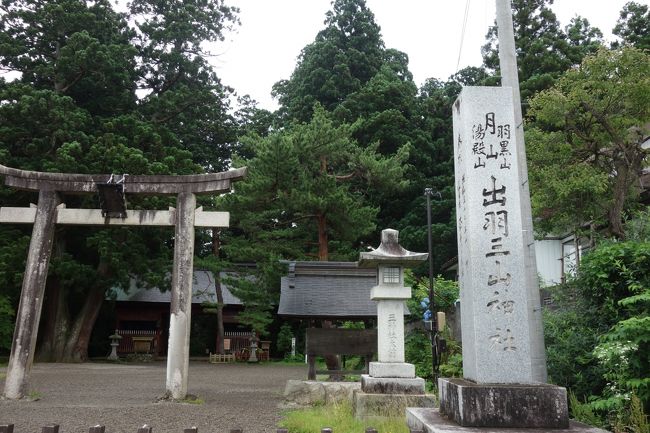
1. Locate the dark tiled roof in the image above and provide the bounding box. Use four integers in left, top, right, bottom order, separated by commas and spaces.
112, 270, 242, 305
278, 261, 408, 319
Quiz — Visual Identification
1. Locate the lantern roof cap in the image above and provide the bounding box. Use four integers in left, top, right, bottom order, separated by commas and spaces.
358, 229, 428, 268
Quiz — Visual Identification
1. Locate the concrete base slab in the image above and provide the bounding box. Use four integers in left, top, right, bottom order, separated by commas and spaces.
283, 380, 360, 406
369, 362, 415, 378
361, 374, 425, 394
406, 408, 610, 433
438, 378, 569, 429
353, 390, 435, 419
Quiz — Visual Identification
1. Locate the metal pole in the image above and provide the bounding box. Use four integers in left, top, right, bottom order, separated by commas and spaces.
424, 188, 438, 381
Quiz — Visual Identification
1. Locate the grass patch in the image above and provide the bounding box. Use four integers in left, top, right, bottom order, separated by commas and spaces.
280, 401, 409, 433
180, 394, 204, 405
27, 390, 42, 400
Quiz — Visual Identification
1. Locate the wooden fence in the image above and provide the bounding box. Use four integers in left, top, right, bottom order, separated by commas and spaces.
0, 424, 423, 433
222, 331, 253, 353
116, 329, 162, 355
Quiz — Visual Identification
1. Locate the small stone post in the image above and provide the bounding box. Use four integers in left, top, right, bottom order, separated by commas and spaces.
4, 190, 59, 399
166, 192, 196, 399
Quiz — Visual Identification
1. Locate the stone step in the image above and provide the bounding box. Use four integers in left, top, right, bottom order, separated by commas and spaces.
406, 408, 610, 433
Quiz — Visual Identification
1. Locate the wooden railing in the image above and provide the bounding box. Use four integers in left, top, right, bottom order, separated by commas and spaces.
116, 329, 161, 355
223, 331, 252, 353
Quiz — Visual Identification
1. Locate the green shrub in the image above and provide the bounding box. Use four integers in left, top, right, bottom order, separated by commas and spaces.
276, 322, 293, 356
545, 239, 650, 421
568, 390, 605, 428
405, 329, 432, 381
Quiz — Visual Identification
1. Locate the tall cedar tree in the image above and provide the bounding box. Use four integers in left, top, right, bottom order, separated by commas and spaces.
0, 0, 238, 360
482, 0, 603, 105
272, 0, 384, 123
272, 0, 460, 274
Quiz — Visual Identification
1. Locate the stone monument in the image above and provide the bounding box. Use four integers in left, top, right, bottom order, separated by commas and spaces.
353, 229, 435, 418
406, 88, 607, 432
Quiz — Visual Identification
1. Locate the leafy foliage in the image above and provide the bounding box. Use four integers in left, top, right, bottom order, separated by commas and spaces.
544, 236, 650, 419
0, 295, 14, 351
482, 0, 603, 104
0, 0, 240, 361
405, 273, 460, 385
272, 0, 384, 123
527, 47, 650, 239
613, 2, 650, 50
276, 323, 294, 356
225, 105, 409, 262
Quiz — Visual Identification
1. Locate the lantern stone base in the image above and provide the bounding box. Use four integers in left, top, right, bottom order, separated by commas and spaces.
434, 378, 570, 429
361, 374, 425, 394
406, 407, 609, 433
369, 361, 415, 378
353, 389, 435, 420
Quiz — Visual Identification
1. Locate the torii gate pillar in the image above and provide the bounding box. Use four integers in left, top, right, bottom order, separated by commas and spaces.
166, 192, 196, 399
4, 190, 59, 399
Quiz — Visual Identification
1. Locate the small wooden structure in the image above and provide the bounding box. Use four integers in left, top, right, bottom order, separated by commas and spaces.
131, 336, 155, 354
306, 328, 377, 380
209, 338, 235, 363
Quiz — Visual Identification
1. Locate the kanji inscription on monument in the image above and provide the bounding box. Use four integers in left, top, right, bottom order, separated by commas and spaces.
453, 86, 544, 384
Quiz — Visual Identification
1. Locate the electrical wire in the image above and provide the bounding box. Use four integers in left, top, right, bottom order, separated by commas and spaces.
456, 0, 472, 73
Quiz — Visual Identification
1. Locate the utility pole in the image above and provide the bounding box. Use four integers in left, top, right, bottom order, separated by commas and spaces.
424, 188, 440, 381
495, 0, 548, 382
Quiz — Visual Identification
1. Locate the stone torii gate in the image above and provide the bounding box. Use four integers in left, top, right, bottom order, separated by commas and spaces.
0, 163, 246, 400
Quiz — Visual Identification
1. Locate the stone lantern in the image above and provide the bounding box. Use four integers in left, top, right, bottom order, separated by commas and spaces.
354, 228, 435, 418
107, 330, 122, 361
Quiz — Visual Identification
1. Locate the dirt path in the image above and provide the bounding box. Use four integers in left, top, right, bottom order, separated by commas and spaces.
0, 361, 304, 433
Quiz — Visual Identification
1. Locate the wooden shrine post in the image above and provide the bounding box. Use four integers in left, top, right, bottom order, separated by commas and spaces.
0, 165, 246, 400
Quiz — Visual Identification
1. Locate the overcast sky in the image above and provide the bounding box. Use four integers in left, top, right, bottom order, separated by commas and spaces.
211, 0, 638, 111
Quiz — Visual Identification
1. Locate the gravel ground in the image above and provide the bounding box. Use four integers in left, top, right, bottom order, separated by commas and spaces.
0, 361, 305, 433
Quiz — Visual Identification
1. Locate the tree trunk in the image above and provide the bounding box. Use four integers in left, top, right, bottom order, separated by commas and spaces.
36, 234, 69, 362
60, 261, 110, 362
212, 229, 225, 355
608, 161, 631, 240
62, 284, 105, 362
36, 276, 69, 362
317, 213, 328, 261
